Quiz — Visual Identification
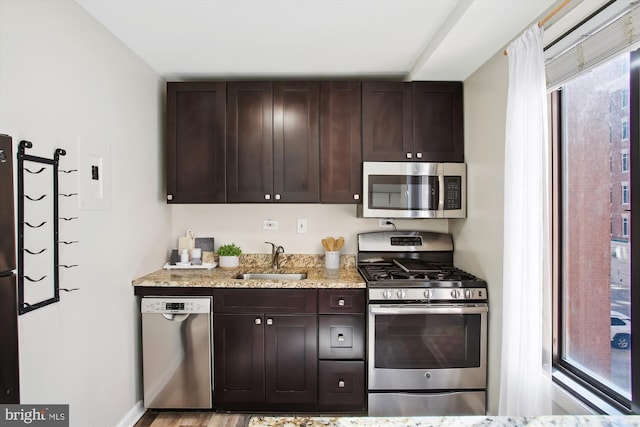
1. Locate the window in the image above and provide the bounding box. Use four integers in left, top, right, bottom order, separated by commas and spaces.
553, 51, 635, 413
611, 215, 614, 236
622, 89, 629, 109
610, 126, 613, 143
622, 182, 630, 205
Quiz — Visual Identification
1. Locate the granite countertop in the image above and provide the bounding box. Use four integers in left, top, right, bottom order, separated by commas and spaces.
131, 253, 365, 289
247, 415, 640, 427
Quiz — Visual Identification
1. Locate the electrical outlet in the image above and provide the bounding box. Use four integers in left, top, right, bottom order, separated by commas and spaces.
263, 219, 279, 230
378, 219, 394, 228
297, 218, 308, 234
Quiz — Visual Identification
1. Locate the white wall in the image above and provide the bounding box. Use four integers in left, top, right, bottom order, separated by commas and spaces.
0, 1, 170, 426
171, 204, 449, 256
454, 50, 509, 415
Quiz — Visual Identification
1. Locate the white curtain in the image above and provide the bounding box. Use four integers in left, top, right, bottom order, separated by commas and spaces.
499, 24, 552, 416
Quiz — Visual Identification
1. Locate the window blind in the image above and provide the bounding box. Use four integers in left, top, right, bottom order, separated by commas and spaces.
545, 2, 640, 90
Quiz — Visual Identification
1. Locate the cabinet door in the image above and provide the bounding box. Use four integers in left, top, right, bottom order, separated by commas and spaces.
264, 315, 317, 403
227, 82, 274, 202
166, 82, 226, 203
362, 81, 413, 161
412, 81, 464, 162
318, 361, 365, 409
318, 314, 365, 360
273, 82, 320, 202
214, 314, 265, 404
318, 289, 366, 314
320, 82, 362, 203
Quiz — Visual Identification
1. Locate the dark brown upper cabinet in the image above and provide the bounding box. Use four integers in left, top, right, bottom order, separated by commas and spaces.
362, 81, 413, 162
166, 82, 226, 203
412, 81, 464, 162
227, 81, 320, 203
362, 81, 464, 162
320, 82, 362, 203
226, 82, 274, 203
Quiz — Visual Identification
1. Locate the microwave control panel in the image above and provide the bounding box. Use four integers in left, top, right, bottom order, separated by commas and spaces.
444, 176, 462, 210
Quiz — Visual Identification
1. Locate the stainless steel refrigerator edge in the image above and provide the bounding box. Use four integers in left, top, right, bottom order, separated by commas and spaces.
0, 134, 20, 403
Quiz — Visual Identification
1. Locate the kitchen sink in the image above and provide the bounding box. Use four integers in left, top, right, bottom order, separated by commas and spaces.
235, 272, 308, 280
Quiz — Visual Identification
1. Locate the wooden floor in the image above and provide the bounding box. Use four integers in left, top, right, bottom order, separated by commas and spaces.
135, 411, 251, 427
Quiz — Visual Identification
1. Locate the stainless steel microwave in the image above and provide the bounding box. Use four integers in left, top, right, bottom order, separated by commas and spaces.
357, 162, 466, 219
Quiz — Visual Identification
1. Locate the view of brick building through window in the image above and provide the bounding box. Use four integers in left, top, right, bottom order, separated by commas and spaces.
561, 53, 631, 397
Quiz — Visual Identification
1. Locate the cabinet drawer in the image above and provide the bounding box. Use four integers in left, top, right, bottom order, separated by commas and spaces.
214, 289, 317, 314
318, 361, 365, 408
318, 289, 365, 314
318, 315, 364, 360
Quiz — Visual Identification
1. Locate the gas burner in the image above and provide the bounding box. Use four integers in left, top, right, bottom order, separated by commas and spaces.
358, 261, 484, 290
357, 231, 487, 299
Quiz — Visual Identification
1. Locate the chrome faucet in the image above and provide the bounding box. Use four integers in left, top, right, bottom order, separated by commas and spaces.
265, 242, 285, 270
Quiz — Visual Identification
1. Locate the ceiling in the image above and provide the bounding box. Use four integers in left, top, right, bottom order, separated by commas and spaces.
75, 0, 600, 82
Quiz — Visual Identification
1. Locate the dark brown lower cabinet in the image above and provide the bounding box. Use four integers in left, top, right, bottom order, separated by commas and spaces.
213, 314, 264, 404
265, 315, 317, 404
213, 289, 318, 411
317, 289, 366, 411
209, 288, 365, 412
318, 361, 365, 408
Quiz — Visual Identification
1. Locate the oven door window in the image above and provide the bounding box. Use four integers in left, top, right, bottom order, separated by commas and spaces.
374, 313, 481, 369
368, 175, 438, 210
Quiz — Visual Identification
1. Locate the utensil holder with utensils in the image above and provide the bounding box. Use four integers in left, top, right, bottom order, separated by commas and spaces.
322, 236, 344, 270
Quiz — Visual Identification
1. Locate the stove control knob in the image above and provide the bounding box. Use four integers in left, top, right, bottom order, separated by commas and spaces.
423, 289, 431, 299
450, 289, 460, 299
464, 289, 472, 299
397, 290, 406, 299
383, 290, 393, 299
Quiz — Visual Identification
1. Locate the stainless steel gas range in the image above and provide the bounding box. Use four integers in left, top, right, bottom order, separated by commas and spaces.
358, 231, 488, 417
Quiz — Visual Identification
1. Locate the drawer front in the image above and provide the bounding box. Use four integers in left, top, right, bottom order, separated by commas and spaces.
214, 288, 317, 313
318, 315, 364, 359
318, 289, 365, 314
318, 361, 365, 407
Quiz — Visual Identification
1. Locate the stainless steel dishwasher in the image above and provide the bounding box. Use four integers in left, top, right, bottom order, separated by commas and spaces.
141, 297, 212, 409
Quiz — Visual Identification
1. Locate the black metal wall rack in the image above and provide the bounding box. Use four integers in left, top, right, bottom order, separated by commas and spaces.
17, 140, 78, 314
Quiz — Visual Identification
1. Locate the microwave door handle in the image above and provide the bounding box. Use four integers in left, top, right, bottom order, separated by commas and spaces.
437, 175, 444, 211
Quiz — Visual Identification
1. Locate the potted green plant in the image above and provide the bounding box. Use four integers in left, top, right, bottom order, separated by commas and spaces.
217, 243, 242, 268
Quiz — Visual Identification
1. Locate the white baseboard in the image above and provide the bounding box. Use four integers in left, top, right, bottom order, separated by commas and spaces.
116, 400, 145, 427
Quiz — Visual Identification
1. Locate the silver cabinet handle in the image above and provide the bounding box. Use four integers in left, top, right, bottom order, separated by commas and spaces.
266, 318, 273, 325
255, 318, 262, 325
274, 194, 281, 200
338, 298, 345, 306
353, 194, 360, 200
338, 379, 345, 388
416, 152, 423, 159
167, 194, 173, 201
264, 194, 271, 200
406, 152, 412, 159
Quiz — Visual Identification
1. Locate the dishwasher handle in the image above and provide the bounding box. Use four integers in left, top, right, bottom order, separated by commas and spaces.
161, 313, 190, 321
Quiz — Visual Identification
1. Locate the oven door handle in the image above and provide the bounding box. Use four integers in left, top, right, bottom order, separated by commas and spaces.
369, 304, 488, 315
